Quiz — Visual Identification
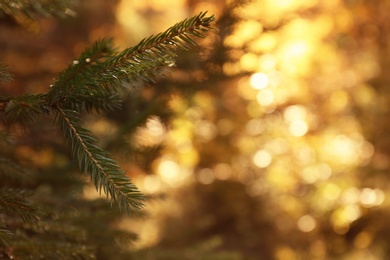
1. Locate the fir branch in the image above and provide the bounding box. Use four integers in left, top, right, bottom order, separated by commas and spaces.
0, 11, 215, 216
77, 93, 123, 113
0, 189, 43, 223
54, 108, 145, 213
47, 38, 119, 106
47, 12, 216, 110
104, 11, 216, 85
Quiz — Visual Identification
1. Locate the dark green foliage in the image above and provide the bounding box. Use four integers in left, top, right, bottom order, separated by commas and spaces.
47, 12, 214, 108
46, 38, 122, 108
0, 11, 215, 213
0, 5, 215, 258
4, 94, 49, 123
54, 108, 144, 213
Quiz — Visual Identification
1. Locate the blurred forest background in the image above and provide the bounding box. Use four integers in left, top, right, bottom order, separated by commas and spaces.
1, 0, 390, 259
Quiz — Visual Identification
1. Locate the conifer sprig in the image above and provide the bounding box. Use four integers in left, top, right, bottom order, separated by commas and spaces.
105, 11, 215, 84
54, 108, 145, 213
47, 12, 215, 111
47, 38, 119, 107
0, 12, 215, 214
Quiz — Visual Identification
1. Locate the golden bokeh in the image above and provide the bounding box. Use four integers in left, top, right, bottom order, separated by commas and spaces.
111, 0, 390, 258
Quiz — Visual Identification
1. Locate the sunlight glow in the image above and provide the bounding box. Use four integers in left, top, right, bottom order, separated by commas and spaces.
273, 0, 301, 9
257, 89, 274, 106
332, 204, 362, 234
114, 1, 389, 256
300, 163, 331, 184
294, 145, 316, 165
259, 54, 277, 71
158, 159, 180, 181
289, 119, 309, 136
246, 180, 265, 197
275, 246, 297, 260
251, 33, 277, 52
266, 138, 289, 155
253, 149, 272, 168
344, 204, 362, 222
301, 166, 318, 184
326, 90, 350, 113
236, 20, 264, 42
323, 183, 341, 201
143, 175, 162, 193
341, 187, 360, 205
279, 39, 312, 75
195, 120, 218, 141
327, 135, 358, 165
175, 138, 193, 153
354, 232, 373, 249
284, 105, 307, 122
240, 53, 259, 71
317, 163, 332, 180
91, 119, 117, 137
217, 119, 234, 136
250, 72, 269, 89
297, 215, 316, 232
284, 40, 309, 57
197, 168, 215, 185
156, 158, 192, 188
213, 163, 233, 180
149, 0, 185, 10
146, 116, 166, 136
246, 118, 266, 135
134, 117, 166, 146
358, 141, 375, 160
360, 188, 385, 207
337, 205, 361, 228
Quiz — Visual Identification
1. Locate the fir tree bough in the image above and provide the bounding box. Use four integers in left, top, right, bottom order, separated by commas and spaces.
0, 11, 216, 214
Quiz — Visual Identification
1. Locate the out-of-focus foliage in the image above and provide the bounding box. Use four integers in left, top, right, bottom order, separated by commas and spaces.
117, 0, 390, 259
0, 0, 77, 20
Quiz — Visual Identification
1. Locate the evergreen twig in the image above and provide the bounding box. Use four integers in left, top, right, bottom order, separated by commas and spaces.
0, 11, 216, 214
54, 108, 145, 213
47, 12, 215, 109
